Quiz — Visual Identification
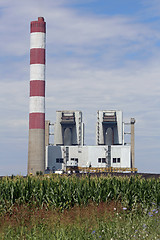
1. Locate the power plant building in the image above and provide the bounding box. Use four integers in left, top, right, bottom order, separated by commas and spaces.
54, 111, 84, 146
45, 110, 135, 173
28, 18, 136, 174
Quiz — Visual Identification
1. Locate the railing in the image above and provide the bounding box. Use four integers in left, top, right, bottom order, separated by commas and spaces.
66, 166, 138, 173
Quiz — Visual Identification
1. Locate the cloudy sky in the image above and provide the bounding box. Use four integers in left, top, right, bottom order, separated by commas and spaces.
0, 0, 160, 175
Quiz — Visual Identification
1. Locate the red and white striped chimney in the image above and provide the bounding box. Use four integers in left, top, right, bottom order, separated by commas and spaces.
28, 17, 46, 175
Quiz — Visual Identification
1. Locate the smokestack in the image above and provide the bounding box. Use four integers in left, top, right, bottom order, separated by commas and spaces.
28, 17, 46, 175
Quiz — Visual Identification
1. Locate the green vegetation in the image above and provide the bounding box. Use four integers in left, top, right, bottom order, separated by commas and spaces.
0, 175, 160, 239
0, 174, 160, 211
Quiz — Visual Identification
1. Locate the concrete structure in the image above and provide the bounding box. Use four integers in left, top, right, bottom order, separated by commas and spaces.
96, 110, 123, 145
46, 145, 131, 172
45, 110, 136, 173
28, 17, 46, 175
130, 118, 136, 169
54, 110, 84, 146
45, 120, 50, 149
27, 18, 136, 174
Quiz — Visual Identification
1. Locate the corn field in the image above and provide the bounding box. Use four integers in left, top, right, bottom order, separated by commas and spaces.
0, 175, 160, 214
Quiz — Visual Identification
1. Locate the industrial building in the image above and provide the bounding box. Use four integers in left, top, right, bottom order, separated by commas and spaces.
45, 110, 136, 173
28, 17, 136, 175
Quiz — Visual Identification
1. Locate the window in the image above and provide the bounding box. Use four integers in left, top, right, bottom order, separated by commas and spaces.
113, 158, 121, 163
70, 158, 78, 162
56, 158, 60, 163
56, 158, 64, 163
98, 158, 106, 163
117, 158, 120, 163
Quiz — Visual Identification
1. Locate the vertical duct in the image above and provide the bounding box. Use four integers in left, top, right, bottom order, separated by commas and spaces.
28, 17, 46, 175
64, 128, 72, 145
105, 128, 114, 145
130, 118, 136, 170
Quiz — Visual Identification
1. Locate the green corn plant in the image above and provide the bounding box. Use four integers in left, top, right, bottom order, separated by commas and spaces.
0, 175, 160, 214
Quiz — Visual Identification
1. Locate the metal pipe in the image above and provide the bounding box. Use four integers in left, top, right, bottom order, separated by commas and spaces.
130, 118, 136, 170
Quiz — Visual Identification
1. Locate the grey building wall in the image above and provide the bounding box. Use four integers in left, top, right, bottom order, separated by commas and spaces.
46, 145, 131, 171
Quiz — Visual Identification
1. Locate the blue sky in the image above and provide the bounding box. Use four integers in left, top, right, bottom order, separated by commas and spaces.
68, 0, 142, 15
0, 0, 160, 175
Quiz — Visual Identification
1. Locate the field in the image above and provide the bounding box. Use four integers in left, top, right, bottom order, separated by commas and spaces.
0, 174, 160, 239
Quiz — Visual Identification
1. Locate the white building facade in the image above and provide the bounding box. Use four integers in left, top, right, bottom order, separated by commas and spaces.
45, 110, 135, 173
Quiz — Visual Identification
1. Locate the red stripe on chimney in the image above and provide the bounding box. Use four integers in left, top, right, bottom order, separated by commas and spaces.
29, 113, 45, 129
30, 17, 46, 33
30, 48, 45, 64
30, 80, 45, 97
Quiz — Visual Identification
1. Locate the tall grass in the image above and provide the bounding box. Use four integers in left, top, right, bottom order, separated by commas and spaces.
0, 202, 160, 240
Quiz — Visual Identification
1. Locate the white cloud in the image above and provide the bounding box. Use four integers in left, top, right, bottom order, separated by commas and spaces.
141, 0, 160, 16
0, 0, 160, 174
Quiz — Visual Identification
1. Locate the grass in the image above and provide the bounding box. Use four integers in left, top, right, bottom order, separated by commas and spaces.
0, 201, 160, 239
0, 174, 160, 239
